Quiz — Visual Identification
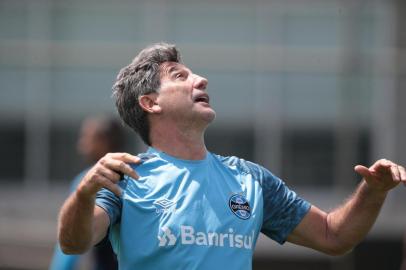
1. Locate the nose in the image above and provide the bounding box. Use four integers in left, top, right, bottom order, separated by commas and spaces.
193, 75, 208, 90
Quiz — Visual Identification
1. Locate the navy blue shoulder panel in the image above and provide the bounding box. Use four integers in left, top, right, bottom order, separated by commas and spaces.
138, 153, 157, 162
213, 154, 267, 186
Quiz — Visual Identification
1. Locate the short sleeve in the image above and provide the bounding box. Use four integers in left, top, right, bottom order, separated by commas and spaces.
260, 169, 311, 244
95, 179, 127, 226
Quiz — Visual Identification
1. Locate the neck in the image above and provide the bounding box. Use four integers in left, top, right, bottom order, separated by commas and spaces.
149, 122, 207, 160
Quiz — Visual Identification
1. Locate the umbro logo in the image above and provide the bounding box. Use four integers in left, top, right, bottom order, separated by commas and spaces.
158, 227, 177, 246
154, 198, 175, 208
154, 198, 176, 214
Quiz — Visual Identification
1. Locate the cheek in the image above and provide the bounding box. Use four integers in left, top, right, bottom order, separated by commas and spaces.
159, 90, 191, 106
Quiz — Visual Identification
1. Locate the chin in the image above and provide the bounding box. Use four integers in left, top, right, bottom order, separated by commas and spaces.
204, 110, 216, 123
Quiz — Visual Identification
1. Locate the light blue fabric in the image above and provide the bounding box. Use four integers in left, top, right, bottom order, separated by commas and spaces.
96, 147, 311, 270
49, 245, 80, 270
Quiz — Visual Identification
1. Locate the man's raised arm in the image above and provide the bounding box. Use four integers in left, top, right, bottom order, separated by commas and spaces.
58, 153, 140, 254
287, 159, 406, 256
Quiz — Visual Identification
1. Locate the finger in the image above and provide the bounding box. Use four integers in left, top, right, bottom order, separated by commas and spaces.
98, 175, 122, 197
374, 159, 392, 173
99, 166, 121, 183
104, 158, 139, 179
398, 165, 406, 184
390, 165, 402, 182
108, 153, 141, 164
354, 165, 372, 179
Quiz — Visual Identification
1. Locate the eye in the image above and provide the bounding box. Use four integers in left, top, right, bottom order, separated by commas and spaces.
174, 71, 187, 80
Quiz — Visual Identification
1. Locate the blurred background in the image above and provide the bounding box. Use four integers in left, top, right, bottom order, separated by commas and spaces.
1, 0, 406, 269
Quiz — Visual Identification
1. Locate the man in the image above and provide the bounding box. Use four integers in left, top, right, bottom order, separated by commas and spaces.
58, 43, 406, 270
50, 116, 122, 270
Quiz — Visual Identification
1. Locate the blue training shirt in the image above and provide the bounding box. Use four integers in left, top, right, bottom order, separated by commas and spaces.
95, 147, 311, 270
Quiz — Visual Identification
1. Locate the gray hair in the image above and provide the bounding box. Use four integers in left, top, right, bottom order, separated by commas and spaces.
112, 43, 181, 146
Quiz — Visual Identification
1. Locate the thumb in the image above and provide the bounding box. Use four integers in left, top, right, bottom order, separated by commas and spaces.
354, 165, 372, 179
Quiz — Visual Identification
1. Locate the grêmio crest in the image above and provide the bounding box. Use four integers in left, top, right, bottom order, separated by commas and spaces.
228, 194, 251, 220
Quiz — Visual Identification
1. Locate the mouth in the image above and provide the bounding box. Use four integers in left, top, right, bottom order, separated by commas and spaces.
193, 93, 210, 104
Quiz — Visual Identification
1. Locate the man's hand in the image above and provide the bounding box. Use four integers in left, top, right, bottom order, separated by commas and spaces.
58, 152, 139, 254
354, 159, 406, 192
77, 152, 140, 198
289, 159, 405, 256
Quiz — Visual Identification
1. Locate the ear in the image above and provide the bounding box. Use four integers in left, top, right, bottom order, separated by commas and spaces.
138, 94, 162, 114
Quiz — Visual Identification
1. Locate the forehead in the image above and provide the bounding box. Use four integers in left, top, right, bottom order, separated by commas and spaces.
160, 61, 191, 76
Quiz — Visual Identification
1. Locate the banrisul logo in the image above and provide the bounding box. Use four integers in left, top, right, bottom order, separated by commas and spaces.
229, 194, 251, 220
158, 225, 254, 250
158, 227, 176, 246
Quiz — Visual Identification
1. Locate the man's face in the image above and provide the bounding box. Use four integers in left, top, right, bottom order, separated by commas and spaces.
155, 61, 216, 127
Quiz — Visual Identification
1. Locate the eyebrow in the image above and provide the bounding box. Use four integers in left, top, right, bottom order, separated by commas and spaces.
167, 65, 179, 74
162, 63, 190, 77
171, 64, 189, 74
160, 63, 180, 79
